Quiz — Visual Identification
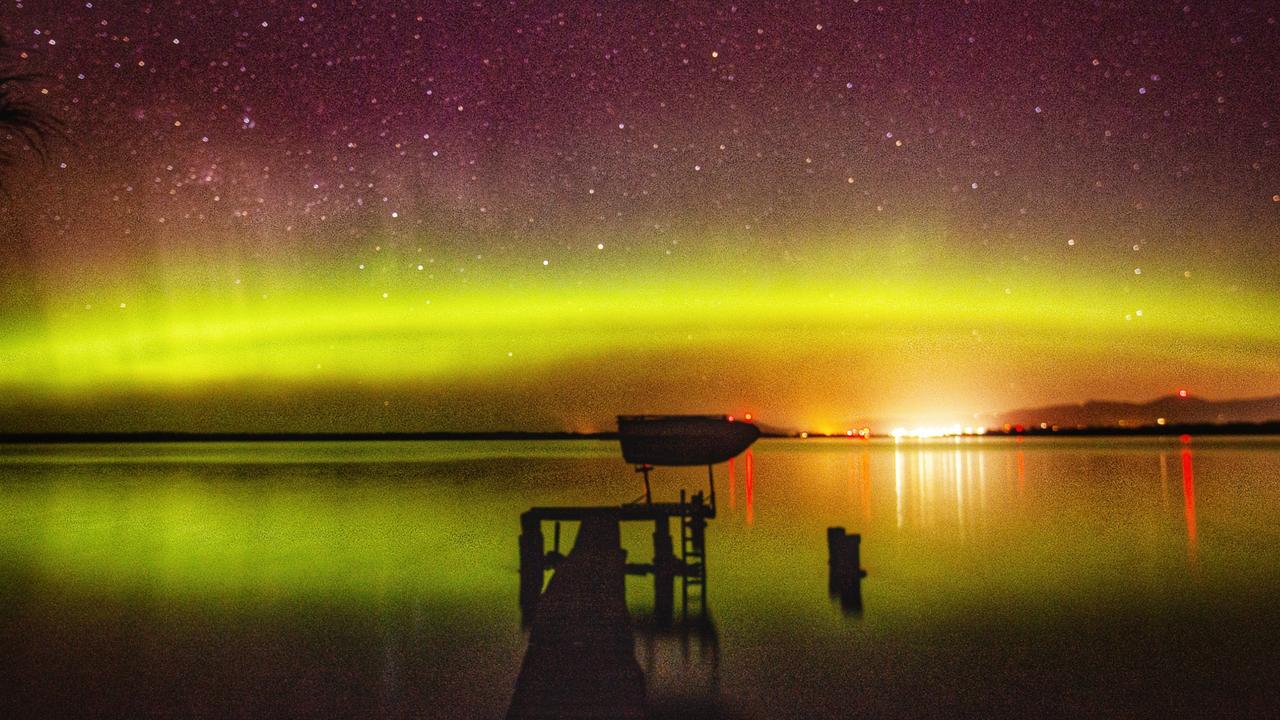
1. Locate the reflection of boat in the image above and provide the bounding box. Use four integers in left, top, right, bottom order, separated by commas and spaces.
617, 415, 760, 466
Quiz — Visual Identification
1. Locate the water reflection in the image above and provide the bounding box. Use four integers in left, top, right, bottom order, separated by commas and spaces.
884, 438, 1018, 534
977, 450, 986, 512
637, 614, 722, 717
954, 445, 965, 540
726, 457, 736, 510
894, 447, 905, 528
4, 438, 1279, 719
1016, 440, 1026, 496
741, 437, 1227, 582
846, 449, 873, 523
1159, 451, 1170, 509
860, 449, 872, 523
742, 435, 1219, 554
1181, 439, 1198, 565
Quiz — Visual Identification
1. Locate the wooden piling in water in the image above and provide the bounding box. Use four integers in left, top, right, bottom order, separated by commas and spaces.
827, 527, 866, 614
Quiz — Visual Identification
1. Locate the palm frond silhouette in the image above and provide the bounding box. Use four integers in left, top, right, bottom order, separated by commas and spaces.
0, 39, 63, 188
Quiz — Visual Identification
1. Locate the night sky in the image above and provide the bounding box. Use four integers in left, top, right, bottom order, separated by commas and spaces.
1, 1, 1277, 433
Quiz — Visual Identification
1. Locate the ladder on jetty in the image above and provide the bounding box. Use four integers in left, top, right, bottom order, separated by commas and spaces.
518, 492, 715, 626
679, 489, 708, 616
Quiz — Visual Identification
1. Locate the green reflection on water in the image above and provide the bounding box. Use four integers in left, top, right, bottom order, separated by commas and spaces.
0, 441, 619, 605
2, 436, 1279, 619
3, 437, 1280, 718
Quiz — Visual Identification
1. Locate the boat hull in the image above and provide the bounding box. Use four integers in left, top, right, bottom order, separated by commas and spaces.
617, 415, 760, 466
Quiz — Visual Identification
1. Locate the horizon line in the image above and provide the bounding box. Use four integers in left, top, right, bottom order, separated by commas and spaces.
4, 421, 1280, 444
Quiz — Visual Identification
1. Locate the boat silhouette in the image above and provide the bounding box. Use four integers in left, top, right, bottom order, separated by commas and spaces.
617, 415, 760, 466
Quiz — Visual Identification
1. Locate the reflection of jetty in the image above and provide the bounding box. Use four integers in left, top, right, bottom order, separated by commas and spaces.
507, 513, 646, 719
507, 415, 757, 719
509, 495, 715, 719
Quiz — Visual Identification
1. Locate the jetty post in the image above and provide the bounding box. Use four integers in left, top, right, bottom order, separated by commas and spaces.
519, 511, 546, 615
652, 511, 675, 625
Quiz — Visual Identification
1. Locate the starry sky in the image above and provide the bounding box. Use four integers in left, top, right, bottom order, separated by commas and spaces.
0, 1, 1277, 433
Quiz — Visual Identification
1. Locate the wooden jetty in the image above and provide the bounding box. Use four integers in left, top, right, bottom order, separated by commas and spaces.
509, 494, 714, 719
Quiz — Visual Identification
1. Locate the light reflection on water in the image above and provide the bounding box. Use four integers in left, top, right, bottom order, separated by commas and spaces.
1, 437, 1279, 718
721, 436, 1209, 561
1181, 444, 1199, 564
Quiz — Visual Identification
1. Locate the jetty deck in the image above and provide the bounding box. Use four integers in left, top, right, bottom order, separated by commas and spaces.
507, 512, 647, 719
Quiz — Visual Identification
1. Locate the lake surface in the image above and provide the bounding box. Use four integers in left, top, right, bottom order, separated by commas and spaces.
2, 437, 1278, 718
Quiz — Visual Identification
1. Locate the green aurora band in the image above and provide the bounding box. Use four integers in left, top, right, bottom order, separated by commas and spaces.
2, 229, 1277, 432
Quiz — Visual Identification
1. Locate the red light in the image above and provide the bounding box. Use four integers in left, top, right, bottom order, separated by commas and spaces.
1180, 434, 1192, 444
1178, 389, 1188, 398
744, 413, 752, 421
1014, 424, 1025, 433
727, 415, 734, 422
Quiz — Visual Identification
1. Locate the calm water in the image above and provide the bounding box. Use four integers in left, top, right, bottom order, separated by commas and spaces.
2, 437, 1279, 718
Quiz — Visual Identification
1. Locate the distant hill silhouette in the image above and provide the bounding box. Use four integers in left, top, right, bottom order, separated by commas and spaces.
979, 394, 1280, 429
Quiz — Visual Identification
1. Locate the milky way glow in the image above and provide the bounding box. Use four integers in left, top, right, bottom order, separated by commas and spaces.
1, 2, 1277, 431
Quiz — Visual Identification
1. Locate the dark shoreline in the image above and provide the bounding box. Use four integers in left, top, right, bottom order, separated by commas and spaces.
988, 422, 1280, 436
3, 422, 1280, 444
802, 421, 1280, 439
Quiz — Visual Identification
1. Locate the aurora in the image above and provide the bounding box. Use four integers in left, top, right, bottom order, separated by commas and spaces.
1, 2, 1277, 432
